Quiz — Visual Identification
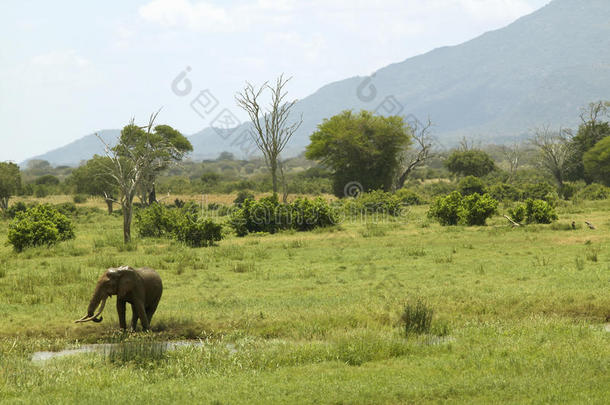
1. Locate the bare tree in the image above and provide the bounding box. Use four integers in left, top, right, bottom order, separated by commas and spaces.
529, 126, 573, 187
98, 111, 188, 243
236, 74, 302, 198
499, 141, 523, 182
396, 118, 435, 188
579, 100, 609, 126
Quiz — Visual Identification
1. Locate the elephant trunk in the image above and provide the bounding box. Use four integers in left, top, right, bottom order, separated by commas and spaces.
75, 288, 108, 323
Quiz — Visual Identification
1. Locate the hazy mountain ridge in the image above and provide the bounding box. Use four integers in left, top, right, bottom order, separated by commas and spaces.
24, 0, 610, 166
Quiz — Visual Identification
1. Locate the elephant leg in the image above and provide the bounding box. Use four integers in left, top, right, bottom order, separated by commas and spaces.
134, 301, 150, 331
117, 300, 127, 330
146, 301, 159, 324
131, 304, 139, 331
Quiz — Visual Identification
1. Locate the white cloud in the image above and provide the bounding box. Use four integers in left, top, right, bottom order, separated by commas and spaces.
31, 49, 90, 68
139, 0, 235, 32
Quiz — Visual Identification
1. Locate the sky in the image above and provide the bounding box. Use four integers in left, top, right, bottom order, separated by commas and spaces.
0, 0, 550, 163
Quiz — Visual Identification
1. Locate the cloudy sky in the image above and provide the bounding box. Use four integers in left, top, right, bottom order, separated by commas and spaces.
0, 0, 550, 163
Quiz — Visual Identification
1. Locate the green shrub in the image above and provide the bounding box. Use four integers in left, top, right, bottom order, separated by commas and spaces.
577, 183, 609, 200
508, 204, 526, 224
524, 199, 558, 224
53, 202, 77, 217
522, 182, 558, 204
173, 217, 223, 247
234, 190, 255, 206
421, 181, 456, 198
230, 195, 336, 236
5, 202, 27, 219
135, 203, 178, 238
73, 194, 88, 204
343, 190, 403, 216
489, 183, 522, 202
34, 186, 48, 198
291, 198, 337, 231
7, 205, 75, 251
395, 188, 424, 205
427, 191, 463, 226
458, 176, 486, 196
135, 203, 223, 247
461, 193, 498, 226
428, 192, 498, 226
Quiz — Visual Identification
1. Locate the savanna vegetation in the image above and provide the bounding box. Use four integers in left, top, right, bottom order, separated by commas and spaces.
0, 100, 609, 404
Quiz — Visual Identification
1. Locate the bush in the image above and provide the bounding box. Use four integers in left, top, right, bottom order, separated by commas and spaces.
53, 202, 77, 217
230, 195, 336, 236
461, 193, 498, 226
577, 183, 609, 200
428, 192, 498, 226
524, 199, 558, 224
420, 181, 456, 198
5, 201, 27, 219
173, 217, 223, 248
34, 186, 48, 198
395, 188, 424, 205
291, 198, 337, 231
427, 191, 463, 226
73, 194, 88, 204
489, 183, 522, 202
234, 190, 255, 206
458, 176, 486, 196
135, 203, 223, 247
508, 204, 526, 224
135, 203, 178, 238
7, 205, 75, 251
522, 182, 558, 204
343, 190, 403, 216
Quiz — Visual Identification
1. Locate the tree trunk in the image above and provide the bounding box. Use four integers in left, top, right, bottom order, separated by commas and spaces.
270, 160, 278, 195
148, 184, 157, 205
105, 199, 114, 215
0, 197, 8, 211
122, 202, 132, 244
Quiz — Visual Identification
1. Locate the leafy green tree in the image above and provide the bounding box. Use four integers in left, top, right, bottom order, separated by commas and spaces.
0, 162, 21, 211
445, 150, 496, 177
305, 110, 411, 197
132, 124, 193, 205
583, 136, 610, 186
458, 175, 486, 196
566, 101, 610, 182
69, 155, 118, 213
100, 112, 192, 243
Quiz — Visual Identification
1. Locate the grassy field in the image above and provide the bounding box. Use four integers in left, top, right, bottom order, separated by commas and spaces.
0, 196, 608, 404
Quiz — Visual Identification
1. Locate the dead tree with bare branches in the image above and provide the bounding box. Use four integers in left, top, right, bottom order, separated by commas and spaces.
396, 118, 435, 188
529, 126, 573, 188
236, 74, 302, 200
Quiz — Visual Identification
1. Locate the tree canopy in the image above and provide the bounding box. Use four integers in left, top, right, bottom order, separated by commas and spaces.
305, 110, 411, 197
445, 149, 496, 178
0, 162, 21, 210
583, 136, 610, 186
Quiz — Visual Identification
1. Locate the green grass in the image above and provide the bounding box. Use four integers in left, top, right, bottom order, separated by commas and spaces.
0, 199, 609, 404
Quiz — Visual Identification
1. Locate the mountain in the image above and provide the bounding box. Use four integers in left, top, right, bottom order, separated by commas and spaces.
22, 130, 120, 167
24, 0, 610, 166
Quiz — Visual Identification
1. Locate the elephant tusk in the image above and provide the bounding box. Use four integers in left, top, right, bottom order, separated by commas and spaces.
75, 297, 107, 323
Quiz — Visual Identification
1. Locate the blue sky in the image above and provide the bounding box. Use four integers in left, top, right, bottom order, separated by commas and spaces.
0, 0, 550, 163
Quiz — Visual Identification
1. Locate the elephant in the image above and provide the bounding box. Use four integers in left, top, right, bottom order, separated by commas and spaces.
75, 266, 163, 331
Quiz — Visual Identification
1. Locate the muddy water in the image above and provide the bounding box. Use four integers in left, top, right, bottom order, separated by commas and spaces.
31, 340, 232, 362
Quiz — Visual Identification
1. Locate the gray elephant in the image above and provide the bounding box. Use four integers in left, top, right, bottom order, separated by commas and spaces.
75, 266, 163, 331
